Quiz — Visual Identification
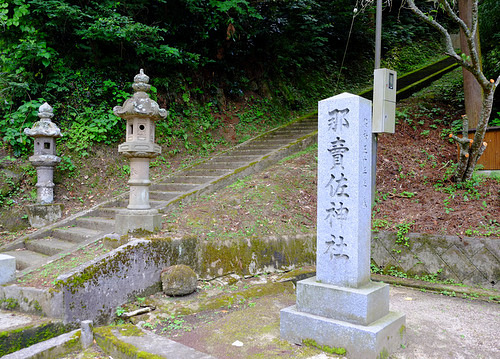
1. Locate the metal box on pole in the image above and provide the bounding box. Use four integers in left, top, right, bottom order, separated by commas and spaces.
372, 68, 397, 133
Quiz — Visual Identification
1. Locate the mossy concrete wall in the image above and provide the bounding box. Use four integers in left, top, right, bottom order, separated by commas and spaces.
55, 234, 316, 325
4, 231, 497, 324
372, 231, 499, 288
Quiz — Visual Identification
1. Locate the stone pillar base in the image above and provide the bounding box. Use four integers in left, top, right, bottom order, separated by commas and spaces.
280, 277, 406, 358
115, 209, 162, 235
26, 203, 63, 228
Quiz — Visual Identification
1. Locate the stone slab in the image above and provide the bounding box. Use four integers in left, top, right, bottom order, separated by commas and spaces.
0, 310, 33, 331
115, 208, 162, 235
280, 305, 406, 359
0, 254, 16, 284
296, 276, 389, 326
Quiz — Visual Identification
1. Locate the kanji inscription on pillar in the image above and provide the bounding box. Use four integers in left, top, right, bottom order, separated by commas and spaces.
317, 93, 373, 288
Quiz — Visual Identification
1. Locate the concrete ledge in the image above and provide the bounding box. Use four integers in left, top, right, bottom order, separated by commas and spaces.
280, 305, 406, 359
0, 320, 71, 358
1, 329, 80, 359
95, 325, 215, 359
0, 285, 63, 318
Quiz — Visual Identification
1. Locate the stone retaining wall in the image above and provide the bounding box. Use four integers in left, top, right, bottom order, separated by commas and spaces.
372, 231, 499, 288
1, 232, 497, 324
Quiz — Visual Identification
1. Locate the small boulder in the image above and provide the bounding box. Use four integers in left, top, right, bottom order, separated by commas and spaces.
161, 264, 197, 296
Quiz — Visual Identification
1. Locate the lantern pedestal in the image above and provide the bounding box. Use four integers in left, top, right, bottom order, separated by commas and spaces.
115, 209, 161, 235
26, 203, 63, 228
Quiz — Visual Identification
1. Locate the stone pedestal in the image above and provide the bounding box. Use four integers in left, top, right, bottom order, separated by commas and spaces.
281, 277, 405, 358
115, 209, 161, 235
280, 93, 405, 358
25, 203, 63, 228
0, 254, 16, 284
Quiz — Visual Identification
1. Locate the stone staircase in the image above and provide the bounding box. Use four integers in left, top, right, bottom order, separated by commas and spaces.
1, 115, 318, 276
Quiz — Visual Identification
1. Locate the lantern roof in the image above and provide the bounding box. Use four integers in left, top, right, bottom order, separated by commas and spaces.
113, 69, 168, 121
24, 102, 62, 138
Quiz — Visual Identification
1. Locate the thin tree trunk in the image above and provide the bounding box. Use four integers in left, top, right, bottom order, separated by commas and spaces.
458, 0, 482, 129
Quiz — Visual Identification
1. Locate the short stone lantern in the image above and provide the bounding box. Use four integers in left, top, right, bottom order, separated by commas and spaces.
24, 102, 63, 227
114, 69, 168, 234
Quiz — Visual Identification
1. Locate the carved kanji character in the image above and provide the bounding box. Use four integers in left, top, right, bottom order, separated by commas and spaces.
324, 235, 349, 260
328, 108, 349, 132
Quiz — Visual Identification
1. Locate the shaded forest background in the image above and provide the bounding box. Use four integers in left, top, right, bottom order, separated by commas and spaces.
0, 0, 498, 159
0, 0, 497, 157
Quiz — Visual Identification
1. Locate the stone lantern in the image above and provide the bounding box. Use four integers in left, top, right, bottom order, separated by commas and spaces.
114, 69, 168, 234
24, 102, 63, 227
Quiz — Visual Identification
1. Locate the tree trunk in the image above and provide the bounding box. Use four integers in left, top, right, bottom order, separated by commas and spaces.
458, 0, 483, 129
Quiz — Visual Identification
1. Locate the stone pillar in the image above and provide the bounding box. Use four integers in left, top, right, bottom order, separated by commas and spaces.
80, 320, 94, 349
280, 93, 406, 358
114, 69, 168, 235
24, 103, 63, 227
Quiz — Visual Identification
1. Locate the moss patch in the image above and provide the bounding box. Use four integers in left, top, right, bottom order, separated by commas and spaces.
0, 322, 68, 356
302, 338, 346, 356
94, 325, 163, 359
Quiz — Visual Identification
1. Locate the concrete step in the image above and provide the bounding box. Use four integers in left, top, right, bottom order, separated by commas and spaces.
95, 207, 121, 218
243, 142, 281, 149
149, 200, 170, 209
211, 155, 259, 162
182, 169, 231, 177
151, 183, 200, 192
76, 216, 115, 231
117, 200, 169, 209
25, 237, 75, 256
165, 176, 216, 184
195, 161, 248, 170
229, 149, 271, 156
255, 138, 294, 145
149, 191, 182, 201
52, 226, 102, 243
3, 249, 49, 270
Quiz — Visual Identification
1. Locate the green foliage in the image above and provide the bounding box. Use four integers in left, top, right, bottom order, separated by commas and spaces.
395, 220, 413, 249
489, 112, 500, 127
0, 0, 444, 158
1, 99, 44, 156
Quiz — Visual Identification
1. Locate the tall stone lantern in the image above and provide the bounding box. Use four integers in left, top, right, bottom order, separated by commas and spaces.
24, 102, 63, 227
114, 69, 168, 234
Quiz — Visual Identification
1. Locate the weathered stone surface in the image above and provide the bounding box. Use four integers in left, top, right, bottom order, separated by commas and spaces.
114, 208, 161, 235
25, 203, 63, 228
0, 254, 16, 285
161, 264, 198, 296
296, 276, 389, 326
80, 320, 94, 349
280, 305, 406, 359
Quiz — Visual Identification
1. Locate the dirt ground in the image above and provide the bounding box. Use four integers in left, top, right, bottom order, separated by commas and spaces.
160, 97, 500, 241
1, 92, 499, 246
